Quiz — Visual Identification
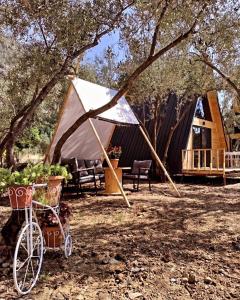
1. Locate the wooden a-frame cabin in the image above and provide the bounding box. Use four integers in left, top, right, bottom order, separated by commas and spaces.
111, 91, 240, 183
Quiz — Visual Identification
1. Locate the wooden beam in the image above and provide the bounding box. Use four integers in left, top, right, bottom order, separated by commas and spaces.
88, 118, 131, 207
139, 125, 181, 197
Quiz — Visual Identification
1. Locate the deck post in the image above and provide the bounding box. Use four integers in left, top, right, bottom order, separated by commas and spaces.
192, 150, 195, 169
182, 150, 184, 170
198, 150, 200, 170
210, 150, 212, 170
204, 150, 206, 169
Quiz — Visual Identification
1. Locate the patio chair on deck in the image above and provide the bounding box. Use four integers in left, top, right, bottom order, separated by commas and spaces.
123, 160, 152, 191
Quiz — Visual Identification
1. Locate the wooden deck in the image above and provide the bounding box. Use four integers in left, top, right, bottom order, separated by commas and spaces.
182, 149, 240, 178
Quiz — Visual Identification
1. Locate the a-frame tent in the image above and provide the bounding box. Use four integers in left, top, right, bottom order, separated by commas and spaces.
46, 78, 180, 206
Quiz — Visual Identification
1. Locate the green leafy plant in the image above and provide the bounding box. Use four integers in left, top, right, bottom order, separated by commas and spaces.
7, 168, 36, 186
107, 146, 122, 159
34, 188, 49, 205
0, 168, 11, 193
48, 164, 71, 180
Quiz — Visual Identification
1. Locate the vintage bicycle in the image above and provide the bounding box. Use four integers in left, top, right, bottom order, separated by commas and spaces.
8, 183, 72, 295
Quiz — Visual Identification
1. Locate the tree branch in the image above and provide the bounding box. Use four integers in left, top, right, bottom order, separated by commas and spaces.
37, 20, 49, 50
149, 0, 169, 57
195, 55, 240, 101
51, 5, 206, 163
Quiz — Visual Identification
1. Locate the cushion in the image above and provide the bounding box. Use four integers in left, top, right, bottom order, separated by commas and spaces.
94, 160, 104, 174
123, 174, 148, 180
85, 159, 104, 174
132, 160, 152, 175
78, 175, 95, 183
76, 159, 88, 176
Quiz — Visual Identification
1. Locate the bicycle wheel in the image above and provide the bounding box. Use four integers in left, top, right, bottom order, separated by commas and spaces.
64, 234, 72, 258
13, 222, 43, 295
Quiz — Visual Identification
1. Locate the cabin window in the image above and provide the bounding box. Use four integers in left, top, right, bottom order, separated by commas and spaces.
192, 126, 211, 149
192, 126, 212, 167
194, 97, 212, 121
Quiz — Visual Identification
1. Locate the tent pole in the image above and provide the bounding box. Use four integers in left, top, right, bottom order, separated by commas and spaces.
139, 125, 181, 197
88, 118, 131, 208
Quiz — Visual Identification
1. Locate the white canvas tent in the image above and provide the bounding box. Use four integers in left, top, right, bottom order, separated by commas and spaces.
46, 78, 180, 206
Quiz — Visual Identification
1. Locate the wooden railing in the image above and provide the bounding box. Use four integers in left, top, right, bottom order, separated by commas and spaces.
182, 149, 240, 174
182, 149, 225, 172
225, 152, 240, 169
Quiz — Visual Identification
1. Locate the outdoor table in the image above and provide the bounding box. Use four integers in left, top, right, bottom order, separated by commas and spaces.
104, 167, 122, 194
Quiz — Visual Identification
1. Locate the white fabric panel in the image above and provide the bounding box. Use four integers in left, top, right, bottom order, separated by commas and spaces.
72, 78, 139, 125
49, 86, 115, 160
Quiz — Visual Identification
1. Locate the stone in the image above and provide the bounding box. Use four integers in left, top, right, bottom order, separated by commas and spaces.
0, 285, 6, 293
170, 278, 177, 283
98, 291, 111, 300
128, 292, 143, 299
115, 273, 125, 282
76, 295, 84, 300
182, 271, 188, 278
188, 273, 196, 284
204, 276, 212, 284
131, 267, 141, 273
2, 262, 10, 268
181, 277, 188, 284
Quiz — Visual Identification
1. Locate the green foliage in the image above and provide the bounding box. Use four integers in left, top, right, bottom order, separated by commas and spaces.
48, 164, 71, 179
0, 163, 71, 194
7, 169, 36, 186
0, 168, 11, 193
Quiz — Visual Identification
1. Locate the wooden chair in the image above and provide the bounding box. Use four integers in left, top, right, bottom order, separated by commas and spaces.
123, 160, 152, 191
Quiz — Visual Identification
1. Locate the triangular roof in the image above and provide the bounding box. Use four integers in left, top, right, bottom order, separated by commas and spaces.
72, 78, 139, 125
47, 78, 138, 162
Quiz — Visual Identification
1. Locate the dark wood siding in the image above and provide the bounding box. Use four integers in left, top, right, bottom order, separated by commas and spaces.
111, 94, 196, 174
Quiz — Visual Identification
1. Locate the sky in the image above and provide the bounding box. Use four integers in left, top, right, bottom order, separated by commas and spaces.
83, 30, 124, 63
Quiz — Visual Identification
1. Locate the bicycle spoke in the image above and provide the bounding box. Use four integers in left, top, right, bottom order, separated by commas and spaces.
22, 258, 31, 290
30, 259, 35, 279
16, 257, 30, 272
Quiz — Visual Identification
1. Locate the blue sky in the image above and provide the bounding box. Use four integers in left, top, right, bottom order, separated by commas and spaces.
83, 30, 124, 63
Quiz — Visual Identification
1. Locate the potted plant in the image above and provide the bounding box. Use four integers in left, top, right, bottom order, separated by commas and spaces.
7, 168, 36, 209
106, 146, 122, 168
41, 202, 71, 248
30, 163, 71, 207
47, 164, 71, 206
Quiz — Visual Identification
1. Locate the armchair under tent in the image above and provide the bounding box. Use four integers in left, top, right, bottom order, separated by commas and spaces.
45, 78, 180, 207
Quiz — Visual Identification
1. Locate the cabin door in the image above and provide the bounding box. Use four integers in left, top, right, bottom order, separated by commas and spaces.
192, 126, 212, 167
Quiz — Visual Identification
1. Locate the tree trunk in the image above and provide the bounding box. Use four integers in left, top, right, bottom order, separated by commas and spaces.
162, 126, 175, 165
5, 136, 16, 169
162, 103, 193, 166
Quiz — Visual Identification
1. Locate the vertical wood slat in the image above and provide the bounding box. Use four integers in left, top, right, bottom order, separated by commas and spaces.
192, 150, 194, 169
204, 150, 206, 169
182, 150, 184, 170
210, 149, 212, 170
198, 150, 200, 170
223, 149, 226, 174
217, 149, 219, 170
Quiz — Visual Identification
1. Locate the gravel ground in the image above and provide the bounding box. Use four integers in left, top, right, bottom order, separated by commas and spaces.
0, 182, 240, 300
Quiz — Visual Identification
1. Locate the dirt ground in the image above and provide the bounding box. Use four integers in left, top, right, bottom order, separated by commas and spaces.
0, 182, 240, 300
